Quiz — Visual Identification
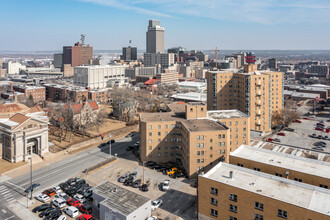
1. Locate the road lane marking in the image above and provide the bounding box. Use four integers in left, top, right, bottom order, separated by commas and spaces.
1, 209, 7, 213
5, 181, 24, 191
4, 215, 16, 220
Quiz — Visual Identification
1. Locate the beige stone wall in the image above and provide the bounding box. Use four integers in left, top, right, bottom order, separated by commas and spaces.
198, 175, 328, 220
185, 104, 207, 119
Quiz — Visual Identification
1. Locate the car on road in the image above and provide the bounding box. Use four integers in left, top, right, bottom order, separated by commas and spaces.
44, 209, 62, 220
151, 199, 163, 211
315, 127, 324, 131
292, 119, 302, 123
284, 128, 294, 132
140, 184, 149, 192
118, 174, 129, 183
43, 189, 56, 197
79, 204, 93, 214
79, 214, 94, 220
32, 204, 52, 213
53, 198, 67, 208
162, 180, 170, 191
132, 179, 141, 188
63, 206, 79, 218
24, 183, 41, 193
277, 132, 286, 136
67, 198, 80, 207
35, 193, 51, 203
310, 134, 317, 138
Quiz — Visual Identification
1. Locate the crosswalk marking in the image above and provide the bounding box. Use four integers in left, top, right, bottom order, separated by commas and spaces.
7, 198, 15, 203
0, 189, 8, 193
3, 194, 12, 199
0, 185, 5, 189
2, 191, 10, 195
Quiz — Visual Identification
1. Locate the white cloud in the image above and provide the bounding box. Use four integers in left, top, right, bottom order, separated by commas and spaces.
77, 0, 330, 25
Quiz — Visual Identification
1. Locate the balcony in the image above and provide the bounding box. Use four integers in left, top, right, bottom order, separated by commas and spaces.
256, 110, 261, 116
256, 91, 261, 96
256, 100, 261, 106
256, 120, 261, 125
256, 80, 261, 86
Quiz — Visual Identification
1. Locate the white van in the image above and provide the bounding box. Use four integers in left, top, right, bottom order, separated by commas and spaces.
53, 198, 66, 208
63, 206, 79, 218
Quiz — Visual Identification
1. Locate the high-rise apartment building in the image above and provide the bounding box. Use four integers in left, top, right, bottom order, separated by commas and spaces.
269, 58, 278, 70
309, 64, 329, 78
206, 64, 283, 132
198, 145, 330, 220
146, 20, 164, 53
121, 46, 137, 61
139, 103, 250, 178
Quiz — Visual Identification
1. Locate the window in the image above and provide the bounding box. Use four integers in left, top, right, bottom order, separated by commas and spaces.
210, 197, 218, 206
210, 146, 213, 150
294, 178, 302, 182
277, 209, 287, 219
157, 153, 161, 157
190, 108, 193, 112
210, 209, 218, 217
158, 132, 161, 136
201, 143, 204, 148
148, 153, 152, 157
254, 168, 260, 171
320, 184, 328, 189
197, 159, 200, 163
255, 214, 263, 220
197, 151, 200, 156
229, 217, 237, 220
237, 163, 243, 167
148, 139, 152, 144
229, 194, 237, 202
243, 134, 246, 138
275, 173, 282, 177
197, 136, 200, 140
201, 159, 204, 163
201, 151, 204, 155
243, 121, 246, 125
165, 124, 168, 129
158, 125, 161, 129
218, 134, 222, 139
197, 144, 200, 148
223, 142, 225, 146
210, 154, 213, 158
255, 202, 263, 211
218, 142, 222, 146
210, 187, 218, 195
171, 124, 175, 128
201, 136, 204, 140
235, 134, 238, 138
229, 122, 232, 126
149, 146, 152, 150
149, 125, 152, 129
222, 134, 225, 138
149, 132, 152, 136
164, 138, 167, 142
210, 139, 213, 143
229, 204, 237, 213
201, 108, 204, 112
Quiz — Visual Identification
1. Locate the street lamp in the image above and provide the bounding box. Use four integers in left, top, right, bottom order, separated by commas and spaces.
109, 134, 112, 157
29, 156, 33, 200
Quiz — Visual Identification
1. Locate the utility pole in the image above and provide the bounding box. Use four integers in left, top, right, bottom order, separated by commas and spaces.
109, 134, 112, 157
142, 161, 145, 184
30, 156, 33, 200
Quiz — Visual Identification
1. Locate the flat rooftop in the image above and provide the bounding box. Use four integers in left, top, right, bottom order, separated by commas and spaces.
94, 182, 150, 216
202, 162, 330, 216
230, 145, 330, 179
208, 110, 248, 120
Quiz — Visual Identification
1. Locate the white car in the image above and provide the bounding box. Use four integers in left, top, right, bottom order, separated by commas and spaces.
57, 215, 67, 220
53, 198, 66, 208
151, 199, 163, 211
73, 194, 86, 203
63, 206, 79, 218
55, 192, 68, 199
162, 180, 170, 191
34, 193, 50, 203
53, 186, 62, 194
147, 217, 157, 220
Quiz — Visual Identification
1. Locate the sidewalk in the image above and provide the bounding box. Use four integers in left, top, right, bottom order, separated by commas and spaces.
8, 197, 39, 220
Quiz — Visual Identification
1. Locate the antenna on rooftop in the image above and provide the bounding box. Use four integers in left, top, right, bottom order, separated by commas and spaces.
129, 40, 132, 46
81, 34, 86, 46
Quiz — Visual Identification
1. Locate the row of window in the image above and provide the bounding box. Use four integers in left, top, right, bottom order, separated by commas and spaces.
210, 208, 286, 219
148, 124, 176, 130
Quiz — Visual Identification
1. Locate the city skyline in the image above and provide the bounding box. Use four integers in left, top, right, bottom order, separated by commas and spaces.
1, 0, 330, 51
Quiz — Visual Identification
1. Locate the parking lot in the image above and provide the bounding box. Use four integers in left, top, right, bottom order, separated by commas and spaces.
267, 118, 330, 153
86, 156, 197, 220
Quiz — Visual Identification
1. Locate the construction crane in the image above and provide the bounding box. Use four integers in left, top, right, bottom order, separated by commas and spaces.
211, 47, 220, 69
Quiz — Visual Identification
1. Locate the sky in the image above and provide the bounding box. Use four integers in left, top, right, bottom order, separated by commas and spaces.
0, 0, 330, 51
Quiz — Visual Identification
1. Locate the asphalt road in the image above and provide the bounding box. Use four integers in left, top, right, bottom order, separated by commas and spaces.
0, 134, 139, 217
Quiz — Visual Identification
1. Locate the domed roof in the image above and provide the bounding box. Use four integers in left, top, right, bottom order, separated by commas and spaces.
0, 103, 30, 117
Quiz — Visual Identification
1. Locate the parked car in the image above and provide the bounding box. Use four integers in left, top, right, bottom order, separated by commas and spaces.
53, 198, 67, 208
323, 136, 329, 140
57, 215, 67, 220
140, 184, 149, 192
79, 214, 94, 220
35, 194, 51, 203
53, 186, 62, 194
273, 138, 281, 143
59, 182, 69, 191
292, 119, 302, 123
79, 204, 93, 214
32, 204, 52, 213
126, 146, 134, 151
146, 161, 156, 169
318, 135, 323, 139
147, 217, 158, 220
43, 189, 56, 197
162, 180, 170, 191
277, 132, 286, 136
284, 128, 294, 132
55, 192, 70, 202
38, 207, 56, 218
63, 206, 79, 218
107, 139, 115, 144
132, 179, 141, 188
312, 146, 324, 151
315, 127, 324, 131
24, 183, 41, 193
118, 174, 129, 183
129, 171, 137, 179
310, 134, 317, 138
151, 199, 163, 211
67, 198, 80, 207
303, 117, 311, 120
167, 167, 182, 175
172, 172, 185, 178
83, 188, 93, 199
44, 209, 62, 220
65, 187, 78, 196
123, 177, 134, 186
74, 194, 86, 204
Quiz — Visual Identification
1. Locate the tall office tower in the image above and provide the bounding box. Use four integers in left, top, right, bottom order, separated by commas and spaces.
269, 58, 278, 70
146, 20, 164, 53
206, 63, 283, 132
63, 42, 93, 67
121, 46, 137, 61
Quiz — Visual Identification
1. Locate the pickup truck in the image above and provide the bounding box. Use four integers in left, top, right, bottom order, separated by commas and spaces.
162, 180, 170, 191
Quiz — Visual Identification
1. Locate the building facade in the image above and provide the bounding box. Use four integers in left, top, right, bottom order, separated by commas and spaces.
0, 103, 49, 162
63, 42, 93, 67
121, 46, 137, 61
44, 84, 88, 103
198, 162, 330, 220
146, 20, 164, 54
74, 65, 128, 89
13, 85, 46, 103
125, 66, 157, 79
88, 88, 109, 103
206, 64, 283, 132
143, 53, 175, 72
156, 72, 179, 84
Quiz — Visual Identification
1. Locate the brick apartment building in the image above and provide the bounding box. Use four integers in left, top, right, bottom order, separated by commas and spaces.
44, 84, 88, 103
88, 88, 109, 103
207, 64, 283, 132
139, 102, 250, 178
13, 85, 46, 103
